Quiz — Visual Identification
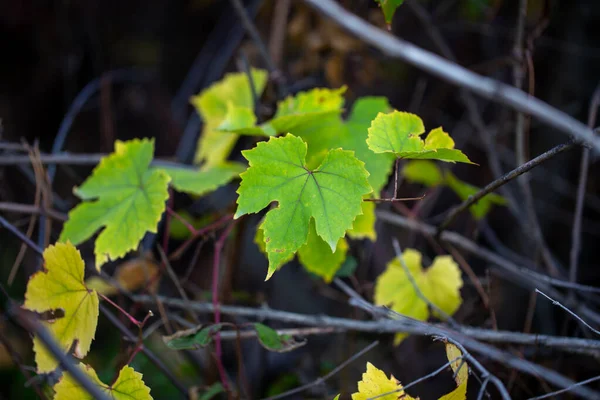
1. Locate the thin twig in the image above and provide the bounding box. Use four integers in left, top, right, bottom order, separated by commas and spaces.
302, 0, 600, 152
527, 375, 600, 400
437, 141, 575, 234
229, 0, 287, 97
535, 289, 600, 336
0, 202, 67, 221
132, 295, 600, 356
570, 84, 600, 284
262, 341, 379, 400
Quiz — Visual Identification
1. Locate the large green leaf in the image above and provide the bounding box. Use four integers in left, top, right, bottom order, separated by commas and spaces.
235, 134, 371, 279
191, 69, 268, 166
367, 111, 474, 164
59, 138, 170, 268
159, 162, 245, 197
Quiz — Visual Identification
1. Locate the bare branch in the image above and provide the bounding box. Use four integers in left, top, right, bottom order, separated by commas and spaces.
437, 141, 575, 234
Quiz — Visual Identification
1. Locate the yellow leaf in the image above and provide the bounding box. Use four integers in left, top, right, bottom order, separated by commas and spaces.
374, 249, 463, 345
191, 69, 268, 166
23, 242, 99, 373
445, 342, 468, 386
439, 381, 467, 400
54, 363, 152, 400
347, 200, 376, 241
351, 362, 418, 400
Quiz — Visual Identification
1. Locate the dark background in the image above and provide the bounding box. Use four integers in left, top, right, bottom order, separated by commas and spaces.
1, 0, 600, 398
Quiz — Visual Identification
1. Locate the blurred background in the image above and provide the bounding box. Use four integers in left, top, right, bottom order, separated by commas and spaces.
1, 0, 600, 398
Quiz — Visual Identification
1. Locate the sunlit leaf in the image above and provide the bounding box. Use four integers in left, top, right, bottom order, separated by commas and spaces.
59, 138, 170, 268
160, 162, 245, 197
440, 342, 469, 400
192, 69, 268, 165
351, 362, 417, 400
374, 248, 463, 345
367, 111, 474, 164
254, 323, 307, 352
24, 242, 98, 373
54, 363, 152, 400
235, 134, 371, 280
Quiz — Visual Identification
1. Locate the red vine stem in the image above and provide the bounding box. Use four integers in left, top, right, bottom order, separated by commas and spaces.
212, 220, 237, 392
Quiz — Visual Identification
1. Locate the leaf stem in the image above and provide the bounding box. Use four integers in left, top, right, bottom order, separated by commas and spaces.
99, 292, 153, 329
212, 221, 237, 392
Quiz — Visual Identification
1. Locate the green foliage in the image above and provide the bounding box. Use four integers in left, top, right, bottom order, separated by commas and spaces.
59, 138, 170, 268
254, 323, 306, 352
163, 324, 226, 350
54, 363, 152, 400
192, 68, 268, 165
235, 134, 371, 280
160, 162, 245, 197
403, 160, 506, 219
297, 220, 349, 282
367, 111, 474, 164
374, 0, 406, 25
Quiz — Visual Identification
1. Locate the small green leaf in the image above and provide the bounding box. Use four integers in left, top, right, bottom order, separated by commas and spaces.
254, 323, 306, 352
367, 111, 474, 164
403, 160, 445, 187
59, 138, 170, 268
375, 0, 405, 24
445, 172, 507, 219
235, 134, 372, 279
163, 324, 226, 350
160, 162, 245, 197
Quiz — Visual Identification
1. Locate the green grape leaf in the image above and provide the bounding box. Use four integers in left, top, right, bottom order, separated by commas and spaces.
293, 97, 394, 241
342, 97, 396, 194
445, 172, 507, 220
54, 363, 152, 400
367, 111, 474, 164
192, 68, 268, 165
24, 242, 98, 373
235, 134, 371, 279
403, 160, 445, 187
375, 0, 406, 25
160, 162, 245, 197
374, 248, 463, 345
298, 220, 348, 282
253, 323, 307, 353
59, 138, 170, 268
162, 324, 226, 350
